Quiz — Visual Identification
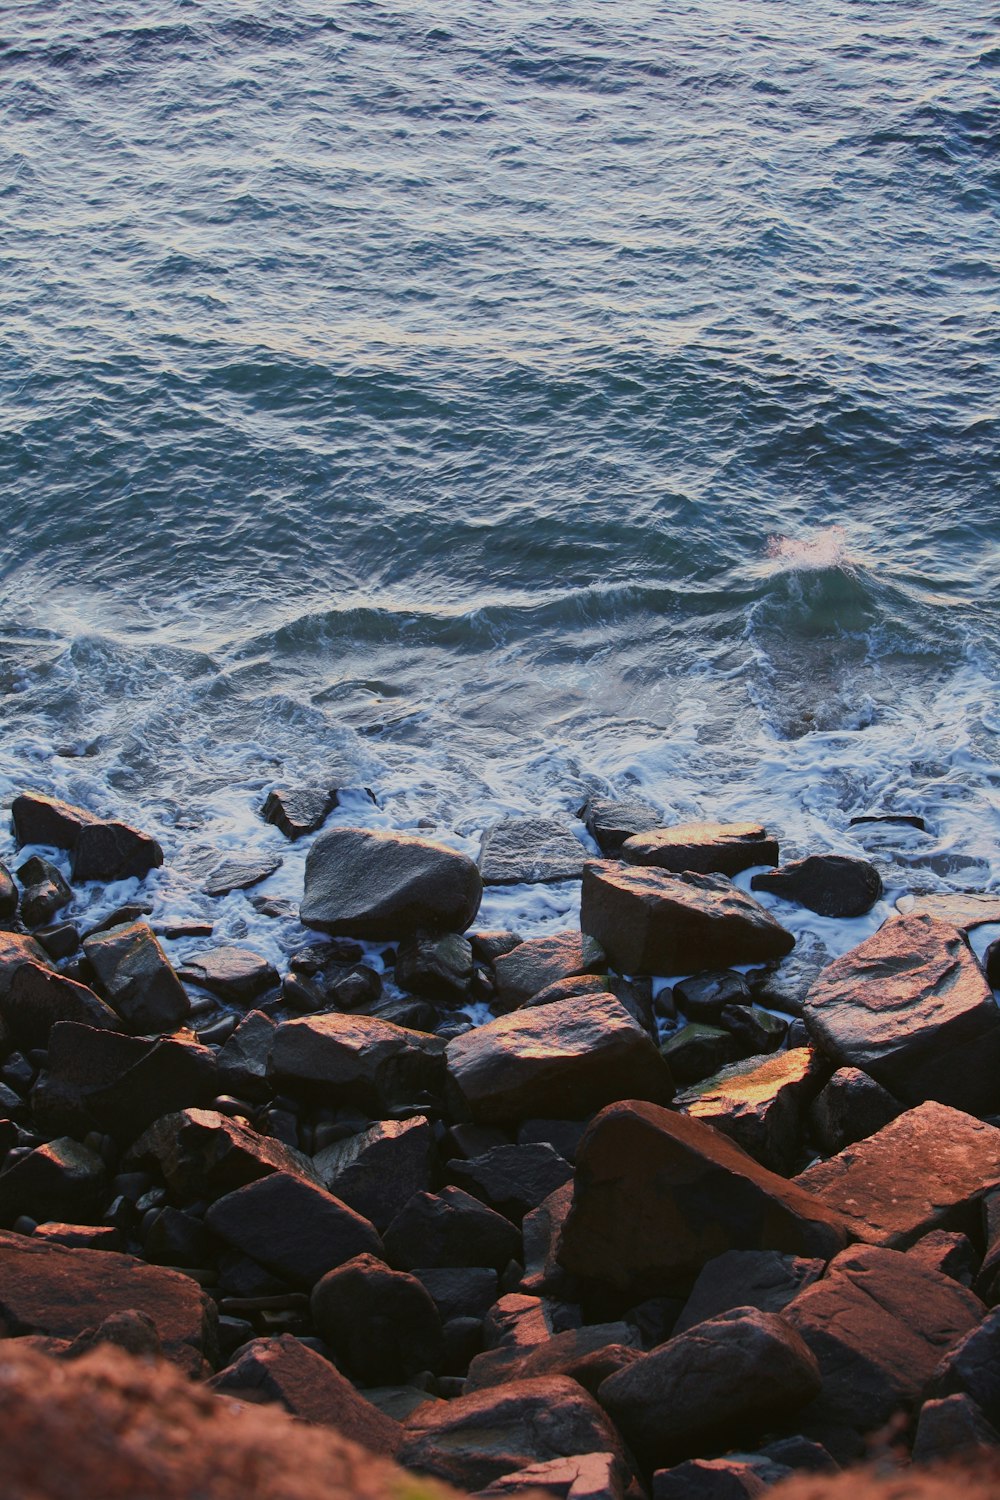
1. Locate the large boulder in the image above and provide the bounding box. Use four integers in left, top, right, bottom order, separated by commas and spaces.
751, 855, 882, 918
794, 1102, 1000, 1249
270, 1013, 446, 1114
11, 792, 163, 882
478, 817, 586, 885
581, 864, 794, 975
301, 826, 482, 939
802, 914, 1000, 1114
83, 922, 190, 1035
446, 993, 674, 1125
621, 821, 779, 877
557, 1100, 848, 1301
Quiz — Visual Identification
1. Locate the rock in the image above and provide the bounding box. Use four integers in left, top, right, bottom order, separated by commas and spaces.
765, 1464, 1000, 1499
581, 795, 663, 856
208, 1333, 402, 1455
144, 1205, 217, 1268
581, 864, 795, 975
302, 826, 481, 939
783, 1245, 985, 1448
674, 970, 751, 1023
262, 788, 335, 841
467, 1324, 640, 1393
63, 1308, 163, 1360
0, 1137, 106, 1228
0, 859, 18, 918
518, 1119, 588, 1164
216, 1008, 276, 1103
11, 792, 163, 882
985, 939, 1000, 988
447, 1144, 574, 1224
399, 1374, 627, 1491
907, 1229, 979, 1288
446, 993, 674, 1126
34, 1024, 218, 1141
751, 855, 882, 918
794, 1102, 1000, 1249
206, 1171, 383, 1289
479, 817, 586, 885
0, 1230, 215, 1374
383, 1186, 521, 1272
901, 893, 1000, 930
522, 1183, 575, 1297
924, 1304, 1000, 1426
598, 1306, 821, 1469
395, 932, 474, 1000
177, 946, 278, 1003
913, 1393, 1000, 1463
674, 1250, 824, 1335
477, 1451, 626, 1500
557, 1100, 848, 1301
413, 1266, 499, 1322
621, 821, 778, 877
203, 854, 282, 897
1, 962, 118, 1048
311, 1253, 443, 1382
313, 1116, 436, 1232
674, 1048, 818, 1174
747, 939, 829, 1018
83, 922, 189, 1035
0, 929, 53, 998
270, 1013, 446, 1114
802, 914, 1000, 1114
482, 1292, 550, 1350
806, 1067, 904, 1154
471, 931, 524, 964
32, 1223, 122, 1252
720, 1004, 787, 1055
660, 1024, 743, 1085
131, 1107, 319, 1201
652, 1457, 786, 1499
493, 932, 605, 1012
21, 869, 72, 927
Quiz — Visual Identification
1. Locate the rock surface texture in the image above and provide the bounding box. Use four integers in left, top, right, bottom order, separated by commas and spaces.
301, 826, 482, 938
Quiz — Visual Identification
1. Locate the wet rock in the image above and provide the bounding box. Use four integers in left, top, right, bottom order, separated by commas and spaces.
414, 1266, 499, 1322
581, 795, 663, 856
0, 930, 53, 998
795, 1101, 1000, 1249
270, 1013, 446, 1114
314, 1116, 437, 1232
0, 1137, 105, 1228
216, 1009, 276, 1103
621, 821, 779, 877
383, 1186, 521, 1272
598, 1306, 821, 1470
20, 860, 72, 927
144, 1205, 217, 1269
203, 854, 282, 897
467, 1323, 640, 1393
581, 864, 794, 975
720, 1003, 787, 1055
674, 1250, 824, 1335
1, 962, 118, 1048
262, 787, 335, 840
398, 1374, 627, 1491
34, 922, 80, 960
674, 970, 751, 1023
477, 1451, 626, 1500
11, 792, 163, 882
0, 1230, 215, 1374
177, 946, 278, 1004
0, 860, 18, 919
901, 893, 1000, 930
494, 931, 606, 1011
912, 1393, 1000, 1464
302, 826, 481, 939
206, 1170, 383, 1289
985, 938, 1000, 988
521, 973, 609, 1009
83, 921, 189, 1035
395, 931, 474, 1000
471, 931, 523, 964
675, 1049, 819, 1175
660, 1023, 742, 1085
557, 1100, 848, 1302
207, 1333, 402, 1454
311, 1253, 443, 1382
907, 1229, 979, 1288
447, 1143, 574, 1224
131, 1107, 319, 1201
751, 855, 882, 918
807, 1067, 904, 1154
802, 914, 1000, 1114
446, 993, 674, 1126
479, 817, 586, 885
924, 1304, 1000, 1426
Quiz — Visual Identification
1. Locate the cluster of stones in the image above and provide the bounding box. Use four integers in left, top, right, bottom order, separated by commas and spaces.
2, 788, 1000, 1500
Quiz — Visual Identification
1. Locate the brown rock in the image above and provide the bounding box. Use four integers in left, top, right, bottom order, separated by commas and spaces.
581, 795, 663, 856
0, 929, 52, 998
270, 1012, 446, 1113
900, 893, 1000, 930
11, 792, 162, 882
466, 1323, 640, 1392
83, 922, 190, 1035
621, 820, 779, 877
130, 1108, 319, 1201
674, 1250, 824, 1335
2, 962, 118, 1048
476, 1451, 626, 1500
493, 931, 606, 1011
675, 1048, 820, 1174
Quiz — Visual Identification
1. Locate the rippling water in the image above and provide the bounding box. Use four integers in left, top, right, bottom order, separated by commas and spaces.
1, 1, 998, 954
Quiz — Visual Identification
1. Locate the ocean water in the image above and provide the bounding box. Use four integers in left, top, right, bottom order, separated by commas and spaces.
1, 1, 998, 973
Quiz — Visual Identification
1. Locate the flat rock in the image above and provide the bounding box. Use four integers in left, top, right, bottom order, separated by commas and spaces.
302, 826, 481, 939
399, 1374, 627, 1491
478, 817, 586, 885
83, 921, 190, 1034
494, 932, 606, 1010
751, 855, 882, 918
581, 795, 663, 856
675, 1048, 819, 1174
178, 946, 279, 1003
0, 1230, 215, 1375
925, 1305, 1000, 1427
674, 1249, 824, 1335
621, 821, 778, 877
262, 788, 335, 841
313, 1116, 437, 1232
477, 1452, 626, 1500
131, 1107, 319, 1201
446, 993, 674, 1126
557, 1100, 849, 1301
204, 854, 282, 897
2, 962, 118, 1048
270, 1013, 446, 1114
581, 863, 795, 975
466, 1324, 641, 1393
803, 913, 1000, 1114
898, 893, 1000, 930
11, 792, 163, 882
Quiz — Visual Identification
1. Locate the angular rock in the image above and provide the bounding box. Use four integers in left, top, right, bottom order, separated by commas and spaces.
902, 893, 1000, 930
802, 914, 1000, 1113
177, 946, 278, 1003
674, 970, 751, 1023
924, 1305, 1000, 1426
448, 1144, 574, 1224
21, 875, 72, 929
621, 821, 778, 877
0, 1230, 215, 1374
912, 1393, 1000, 1464
204, 854, 282, 897
467, 1323, 640, 1393
751, 855, 882, 918
83, 921, 189, 1034
0, 929, 52, 999
11, 792, 163, 882
395, 931, 474, 1000
652, 1456, 787, 1499
581, 795, 663, 856
262, 787, 335, 841
522, 1183, 574, 1297
907, 1229, 979, 1288
494, 932, 606, 1011
302, 826, 481, 939
0, 1137, 105, 1228
675, 1048, 818, 1174
807, 1067, 904, 1155
471, 931, 523, 964
477, 1451, 626, 1500
131, 1107, 319, 1201
597, 1306, 821, 1469
795, 1102, 1000, 1249
216, 1008, 276, 1103
581, 864, 794, 975
482, 1292, 550, 1350
383, 1187, 521, 1272
270, 1013, 446, 1114
399, 1374, 626, 1491
720, 1004, 787, 1056
33, 1223, 122, 1252
413, 1266, 499, 1322
311, 1253, 443, 1382
206, 1171, 383, 1289
0, 859, 18, 919
660, 1024, 742, 1086
2, 962, 118, 1048
446, 993, 674, 1126
557, 1100, 848, 1301
674, 1250, 824, 1335
479, 817, 586, 885
314, 1116, 436, 1232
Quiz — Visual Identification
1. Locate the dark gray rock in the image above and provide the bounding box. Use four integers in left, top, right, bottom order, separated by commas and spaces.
924, 1305, 1000, 1427
143, 1205, 217, 1269
262, 788, 335, 840
395, 931, 474, 1001
470, 931, 523, 964
11, 792, 163, 882
912, 1393, 1000, 1464
216, 1009, 277, 1103
177, 946, 278, 1004
674, 970, 751, 1023
311, 1252, 443, 1382
313, 1116, 437, 1232
383, 1186, 521, 1272
581, 795, 663, 856
413, 1266, 499, 1322
660, 1024, 742, 1086
1, 963, 118, 1049
0, 931, 53, 999
493, 932, 605, 1011
83, 922, 190, 1035
720, 1004, 787, 1055
478, 817, 586, 885
674, 1250, 824, 1335
0, 860, 18, 919
447, 1144, 574, 1224
621, 821, 778, 877
751, 855, 882, 918
203, 854, 282, 897
0, 1137, 106, 1228
270, 1012, 446, 1114
807, 1067, 904, 1154
130, 1107, 319, 1201
467, 1323, 641, 1393
652, 1457, 789, 1500
302, 826, 481, 939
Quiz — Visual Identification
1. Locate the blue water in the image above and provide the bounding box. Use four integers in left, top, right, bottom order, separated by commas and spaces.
1, 1, 999, 952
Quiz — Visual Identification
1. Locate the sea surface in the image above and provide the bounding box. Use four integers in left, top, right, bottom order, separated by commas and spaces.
1, 1, 998, 975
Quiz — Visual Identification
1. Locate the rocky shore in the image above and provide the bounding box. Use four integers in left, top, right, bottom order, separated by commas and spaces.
1, 786, 1000, 1498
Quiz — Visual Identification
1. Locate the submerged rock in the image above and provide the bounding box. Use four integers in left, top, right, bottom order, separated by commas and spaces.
262, 787, 335, 840
204, 853, 282, 897
302, 826, 482, 938
479, 816, 587, 885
